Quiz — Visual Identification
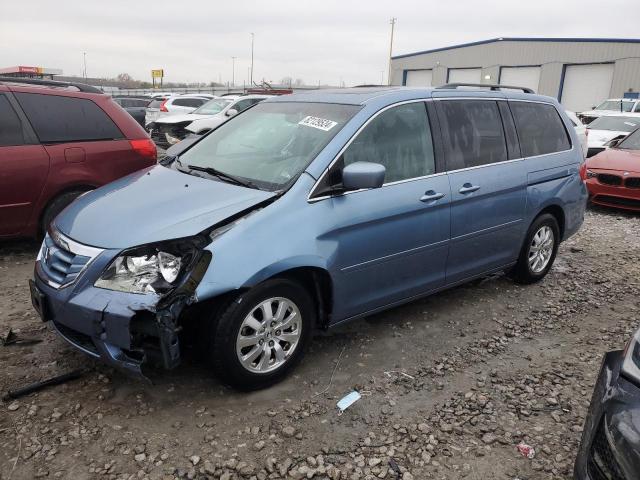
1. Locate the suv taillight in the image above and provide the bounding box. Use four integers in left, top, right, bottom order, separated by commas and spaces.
159, 100, 169, 112
130, 139, 157, 162
579, 162, 587, 181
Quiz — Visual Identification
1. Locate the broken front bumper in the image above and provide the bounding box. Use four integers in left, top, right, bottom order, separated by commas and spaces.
574, 350, 640, 480
31, 241, 183, 379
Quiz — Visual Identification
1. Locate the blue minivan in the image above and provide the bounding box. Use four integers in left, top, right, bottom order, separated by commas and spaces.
30, 85, 588, 389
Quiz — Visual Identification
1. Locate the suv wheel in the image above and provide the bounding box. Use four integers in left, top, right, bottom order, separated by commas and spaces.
40, 190, 88, 239
210, 279, 314, 390
510, 213, 560, 284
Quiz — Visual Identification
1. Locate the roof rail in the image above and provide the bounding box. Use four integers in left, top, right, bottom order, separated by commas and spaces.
437, 83, 535, 94
0, 76, 102, 94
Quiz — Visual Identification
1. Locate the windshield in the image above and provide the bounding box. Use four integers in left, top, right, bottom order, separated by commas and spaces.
589, 116, 640, 132
618, 128, 640, 150
178, 102, 360, 191
595, 100, 634, 112
193, 99, 232, 115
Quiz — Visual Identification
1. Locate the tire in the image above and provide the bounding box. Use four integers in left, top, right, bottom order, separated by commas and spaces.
210, 278, 314, 391
510, 213, 560, 285
40, 190, 87, 239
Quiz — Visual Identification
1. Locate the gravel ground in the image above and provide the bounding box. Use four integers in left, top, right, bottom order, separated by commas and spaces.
1, 207, 639, 480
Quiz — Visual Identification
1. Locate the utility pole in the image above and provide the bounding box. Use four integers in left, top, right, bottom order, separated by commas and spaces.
387, 18, 396, 86
250, 33, 255, 86
231, 56, 236, 87
83, 52, 87, 79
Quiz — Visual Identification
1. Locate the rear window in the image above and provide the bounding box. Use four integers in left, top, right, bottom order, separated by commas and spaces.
438, 100, 508, 170
0, 95, 26, 146
15, 93, 123, 143
172, 98, 206, 108
510, 102, 571, 157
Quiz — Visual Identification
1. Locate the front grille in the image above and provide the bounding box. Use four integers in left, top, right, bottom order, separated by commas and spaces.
587, 420, 626, 480
597, 174, 622, 186
595, 195, 640, 209
52, 320, 98, 355
625, 177, 640, 189
40, 234, 91, 287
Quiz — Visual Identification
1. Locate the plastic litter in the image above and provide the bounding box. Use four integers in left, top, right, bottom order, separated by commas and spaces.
337, 391, 361, 414
516, 442, 536, 459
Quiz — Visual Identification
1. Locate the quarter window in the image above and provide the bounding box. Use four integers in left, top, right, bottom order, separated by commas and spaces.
438, 100, 508, 170
0, 95, 26, 146
15, 93, 122, 143
342, 102, 435, 183
510, 102, 571, 157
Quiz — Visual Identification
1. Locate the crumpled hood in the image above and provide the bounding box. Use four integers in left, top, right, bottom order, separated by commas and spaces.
587, 149, 640, 173
154, 113, 211, 125
186, 115, 226, 133
55, 165, 275, 249
587, 129, 628, 148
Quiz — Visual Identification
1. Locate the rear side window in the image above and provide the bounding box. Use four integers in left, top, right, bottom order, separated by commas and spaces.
343, 102, 435, 183
0, 95, 26, 146
15, 93, 123, 143
148, 99, 165, 108
510, 102, 571, 157
438, 100, 508, 170
172, 98, 206, 108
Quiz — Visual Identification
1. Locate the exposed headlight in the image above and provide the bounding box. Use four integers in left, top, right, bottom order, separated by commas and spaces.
95, 244, 191, 294
586, 169, 597, 179
621, 328, 640, 385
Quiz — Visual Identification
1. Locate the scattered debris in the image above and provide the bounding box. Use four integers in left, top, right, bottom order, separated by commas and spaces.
336, 391, 361, 414
516, 442, 536, 459
388, 458, 402, 479
1, 328, 41, 347
2, 369, 85, 401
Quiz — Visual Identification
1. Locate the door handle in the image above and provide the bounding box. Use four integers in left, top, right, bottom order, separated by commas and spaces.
420, 190, 445, 202
459, 183, 480, 194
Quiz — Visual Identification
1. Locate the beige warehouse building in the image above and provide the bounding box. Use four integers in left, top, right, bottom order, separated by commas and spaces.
390, 37, 640, 112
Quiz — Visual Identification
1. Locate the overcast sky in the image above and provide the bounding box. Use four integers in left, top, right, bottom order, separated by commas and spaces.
1, 0, 638, 86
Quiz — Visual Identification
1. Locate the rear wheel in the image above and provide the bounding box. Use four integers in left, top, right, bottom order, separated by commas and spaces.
40, 190, 88, 239
510, 213, 560, 284
210, 279, 314, 390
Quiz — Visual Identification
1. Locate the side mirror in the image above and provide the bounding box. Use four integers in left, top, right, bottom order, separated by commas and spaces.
605, 137, 622, 148
225, 108, 238, 117
342, 162, 386, 190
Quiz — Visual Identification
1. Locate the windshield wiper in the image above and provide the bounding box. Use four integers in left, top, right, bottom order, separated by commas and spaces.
186, 164, 258, 189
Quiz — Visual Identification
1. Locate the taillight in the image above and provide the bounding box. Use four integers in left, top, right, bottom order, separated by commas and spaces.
579, 162, 587, 181
159, 100, 168, 112
130, 139, 157, 162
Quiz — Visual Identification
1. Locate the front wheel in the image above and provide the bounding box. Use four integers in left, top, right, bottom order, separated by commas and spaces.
510, 213, 560, 284
210, 279, 314, 390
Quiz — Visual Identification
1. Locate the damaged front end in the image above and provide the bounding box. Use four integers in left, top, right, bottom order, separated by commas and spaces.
31, 229, 212, 380
147, 121, 192, 149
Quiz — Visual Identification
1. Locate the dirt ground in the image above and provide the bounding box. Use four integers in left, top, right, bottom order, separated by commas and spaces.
1, 206, 639, 480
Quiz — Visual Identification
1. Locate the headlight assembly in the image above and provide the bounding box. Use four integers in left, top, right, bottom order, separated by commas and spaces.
621, 327, 640, 385
95, 242, 198, 294
586, 169, 597, 179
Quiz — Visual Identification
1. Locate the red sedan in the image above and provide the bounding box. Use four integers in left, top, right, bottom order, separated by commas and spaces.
586, 128, 640, 211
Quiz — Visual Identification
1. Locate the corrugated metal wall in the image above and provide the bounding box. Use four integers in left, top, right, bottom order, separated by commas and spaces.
391, 39, 640, 100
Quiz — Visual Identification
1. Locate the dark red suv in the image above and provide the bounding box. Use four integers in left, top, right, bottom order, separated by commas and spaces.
0, 77, 157, 239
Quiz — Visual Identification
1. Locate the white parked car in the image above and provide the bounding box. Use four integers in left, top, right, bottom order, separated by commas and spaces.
565, 110, 588, 158
144, 95, 211, 127
578, 98, 640, 125
148, 96, 270, 148
185, 95, 272, 135
586, 113, 640, 157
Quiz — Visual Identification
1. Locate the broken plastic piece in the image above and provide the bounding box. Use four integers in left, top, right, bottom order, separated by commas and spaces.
337, 391, 361, 413
1, 328, 41, 347
516, 442, 536, 459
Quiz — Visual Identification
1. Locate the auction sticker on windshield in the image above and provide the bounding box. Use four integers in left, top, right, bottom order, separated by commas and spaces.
299, 116, 338, 131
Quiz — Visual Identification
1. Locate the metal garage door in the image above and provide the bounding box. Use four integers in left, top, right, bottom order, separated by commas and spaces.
405, 69, 433, 87
561, 64, 614, 112
447, 68, 481, 84
500, 66, 541, 93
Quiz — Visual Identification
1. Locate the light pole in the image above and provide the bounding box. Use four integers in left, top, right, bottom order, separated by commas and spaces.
83, 52, 87, 79
231, 56, 236, 87
387, 18, 396, 86
250, 33, 254, 86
